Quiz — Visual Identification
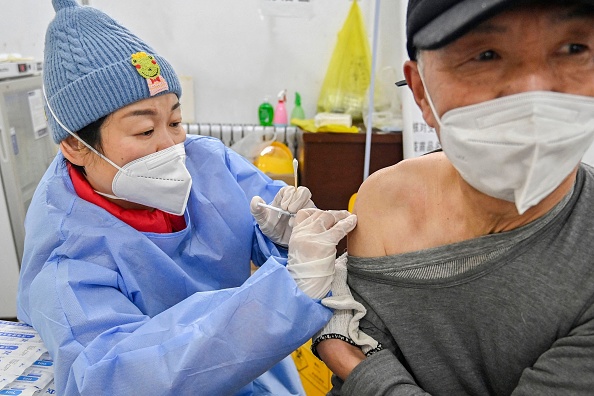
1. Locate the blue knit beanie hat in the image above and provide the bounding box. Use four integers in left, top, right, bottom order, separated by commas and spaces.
44, 0, 182, 143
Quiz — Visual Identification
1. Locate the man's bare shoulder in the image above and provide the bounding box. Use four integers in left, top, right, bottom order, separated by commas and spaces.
354, 151, 449, 216
348, 152, 451, 257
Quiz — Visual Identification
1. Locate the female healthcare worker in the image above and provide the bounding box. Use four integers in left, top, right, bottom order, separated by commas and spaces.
16, 1, 357, 394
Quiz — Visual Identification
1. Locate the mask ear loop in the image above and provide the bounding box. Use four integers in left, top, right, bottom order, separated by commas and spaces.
42, 83, 127, 175
416, 65, 444, 130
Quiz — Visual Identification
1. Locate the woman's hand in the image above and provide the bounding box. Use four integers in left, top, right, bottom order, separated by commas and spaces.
250, 186, 315, 246
286, 209, 357, 299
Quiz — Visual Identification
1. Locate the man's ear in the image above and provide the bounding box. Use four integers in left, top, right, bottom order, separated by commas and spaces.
59, 135, 90, 167
403, 60, 437, 129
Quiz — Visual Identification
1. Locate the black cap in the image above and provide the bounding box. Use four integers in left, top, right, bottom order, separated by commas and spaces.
406, 0, 594, 60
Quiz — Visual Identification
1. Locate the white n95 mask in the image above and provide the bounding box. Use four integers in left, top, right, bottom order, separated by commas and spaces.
95, 142, 192, 216
422, 85, 594, 214
42, 86, 192, 216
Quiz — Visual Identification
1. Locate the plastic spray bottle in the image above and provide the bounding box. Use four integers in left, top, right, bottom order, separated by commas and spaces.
273, 89, 288, 127
258, 96, 274, 126
290, 92, 305, 125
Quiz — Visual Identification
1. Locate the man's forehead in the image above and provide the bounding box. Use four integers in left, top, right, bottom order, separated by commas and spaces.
406, 0, 594, 60
466, 5, 593, 33
425, 4, 594, 61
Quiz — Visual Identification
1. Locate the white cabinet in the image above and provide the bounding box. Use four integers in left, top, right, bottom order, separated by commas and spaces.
0, 169, 20, 318
0, 74, 58, 318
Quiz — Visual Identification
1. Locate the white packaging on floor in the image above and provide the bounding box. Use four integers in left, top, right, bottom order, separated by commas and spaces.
0, 320, 54, 394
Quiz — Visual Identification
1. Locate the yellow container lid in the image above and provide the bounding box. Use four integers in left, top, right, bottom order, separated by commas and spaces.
254, 141, 294, 174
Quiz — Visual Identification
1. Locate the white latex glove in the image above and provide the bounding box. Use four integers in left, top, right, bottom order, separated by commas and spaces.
311, 253, 382, 358
250, 186, 316, 246
287, 208, 357, 300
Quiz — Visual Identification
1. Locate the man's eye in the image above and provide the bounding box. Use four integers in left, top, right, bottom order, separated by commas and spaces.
140, 130, 154, 136
566, 43, 587, 54
170, 122, 182, 128
475, 50, 499, 61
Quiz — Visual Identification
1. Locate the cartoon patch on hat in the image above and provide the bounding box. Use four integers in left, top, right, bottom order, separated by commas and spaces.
131, 52, 169, 96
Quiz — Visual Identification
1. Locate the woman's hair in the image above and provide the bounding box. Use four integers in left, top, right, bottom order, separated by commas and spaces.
68, 116, 107, 175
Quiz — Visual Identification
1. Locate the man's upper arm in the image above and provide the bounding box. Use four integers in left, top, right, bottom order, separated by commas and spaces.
512, 310, 594, 395
348, 171, 390, 256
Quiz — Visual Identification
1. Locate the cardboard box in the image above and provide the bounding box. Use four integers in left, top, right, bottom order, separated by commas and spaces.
292, 339, 333, 396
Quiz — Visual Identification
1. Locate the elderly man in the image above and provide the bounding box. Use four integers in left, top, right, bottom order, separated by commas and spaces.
314, 0, 594, 394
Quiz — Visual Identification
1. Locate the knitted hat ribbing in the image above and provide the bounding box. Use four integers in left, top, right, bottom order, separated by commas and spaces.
44, 0, 182, 143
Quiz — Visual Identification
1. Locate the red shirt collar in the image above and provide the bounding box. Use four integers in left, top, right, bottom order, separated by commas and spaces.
67, 163, 186, 233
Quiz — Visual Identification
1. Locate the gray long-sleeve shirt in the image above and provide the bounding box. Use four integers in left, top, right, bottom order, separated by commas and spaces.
332, 164, 594, 395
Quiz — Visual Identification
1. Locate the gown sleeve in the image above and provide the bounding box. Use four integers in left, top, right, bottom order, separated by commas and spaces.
223, 145, 291, 266
27, 255, 332, 395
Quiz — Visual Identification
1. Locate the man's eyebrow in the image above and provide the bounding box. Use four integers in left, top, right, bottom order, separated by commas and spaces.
555, 6, 594, 22
466, 22, 507, 35
122, 102, 181, 118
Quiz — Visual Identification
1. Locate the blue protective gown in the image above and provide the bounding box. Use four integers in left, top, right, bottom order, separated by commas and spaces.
17, 134, 332, 395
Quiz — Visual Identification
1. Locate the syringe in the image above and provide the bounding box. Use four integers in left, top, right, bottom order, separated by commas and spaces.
257, 202, 296, 217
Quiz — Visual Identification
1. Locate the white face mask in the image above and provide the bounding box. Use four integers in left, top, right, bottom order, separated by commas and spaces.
419, 75, 594, 214
44, 86, 192, 216
94, 142, 192, 216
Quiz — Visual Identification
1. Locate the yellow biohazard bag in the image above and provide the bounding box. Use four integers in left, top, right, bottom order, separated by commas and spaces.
317, 0, 371, 121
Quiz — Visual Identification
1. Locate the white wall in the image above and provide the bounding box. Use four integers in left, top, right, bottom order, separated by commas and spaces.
1, 1, 55, 60
4, 0, 404, 125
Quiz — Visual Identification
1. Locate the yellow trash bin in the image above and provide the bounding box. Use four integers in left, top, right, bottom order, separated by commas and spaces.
291, 339, 333, 396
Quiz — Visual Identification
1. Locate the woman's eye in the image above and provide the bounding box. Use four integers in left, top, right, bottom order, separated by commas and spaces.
140, 130, 154, 136
475, 50, 499, 61
170, 122, 182, 128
